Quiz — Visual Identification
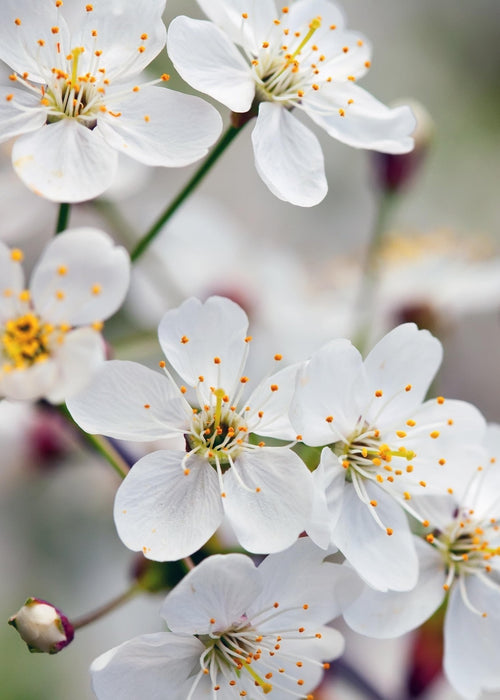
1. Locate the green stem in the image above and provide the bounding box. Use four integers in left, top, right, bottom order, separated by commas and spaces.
55, 203, 71, 234
72, 582, 142, 630
130, 123, 242, 262
59, 403, 129, 480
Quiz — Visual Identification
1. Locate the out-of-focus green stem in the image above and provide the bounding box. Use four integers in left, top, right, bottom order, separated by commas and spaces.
55, 202, 71, 234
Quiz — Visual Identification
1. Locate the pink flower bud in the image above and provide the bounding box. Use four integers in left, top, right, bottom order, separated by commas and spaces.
8, 598, 74, 654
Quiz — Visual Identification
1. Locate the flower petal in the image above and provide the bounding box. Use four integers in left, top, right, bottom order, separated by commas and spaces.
222, 447, 313, 553
66, 360, 187, 440
196, 0, 277, 52
0, 357, 58, 402
167, 16, 255, 112
344, 537, 446, 637
70, 0, 167, 81
45, 327, 105, 404
114, 451, 223, 561
444, 578, 500, 699
0, 86, 47, 144
290, 339, 366, 446
0, 1, 69, 81
307, 448, 347, 547
332, 481, 418, 591
161, 553, 261, 635
0, 241, 25, 322
158, 296, 249, 397
98, 85, 222, 167
91, 632, 203, 700
30, 228, 130, 326
303, 82, 416, 153
12, 119, 118, 203
252, 103, 328, 207
246, 362, 302, 440
362, 324, 443, 429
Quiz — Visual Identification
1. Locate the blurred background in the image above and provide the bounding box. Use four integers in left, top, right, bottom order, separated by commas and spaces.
1, 0, 499, 698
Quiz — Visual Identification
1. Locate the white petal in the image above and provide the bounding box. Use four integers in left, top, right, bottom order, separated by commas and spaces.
30, 228, 130, 326
98, 85, 222, 167
362, 324, 443, 429
70, 0, 167, 82
308, 448, 347, 546
248, 537, 362, 629
12, 120, 118, 203
290, 339, 366, 446
196, 0, 277, 52
0, 241, 25, 322
246, 362, 302, 440
161, 553, 261, 634
0, 86, 46, 144
45, 327, 105, 404
114, 451, 223, 561
158, 296, 249, 396
332, 481, 418, 591
286, 0, 346, 34
303, 83, 416, 153
167, 17, 254, 112
344, 537, 446, 637
444, 579, 500, 699
222, 447, 313, 553
91, 632, 203, 700
0, 357, 58, 402
0, 1, 69, 81
252, 103, 328, 207
66, 360, 187, 440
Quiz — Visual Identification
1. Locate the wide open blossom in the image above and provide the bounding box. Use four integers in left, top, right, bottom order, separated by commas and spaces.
67, 296, 314, 560
343, 424, 500, 700
167, 0, 416, 207
0, 0, 222, 202
290, 323, 486, 591
0, 228, 129, 403
91, 538, 360, 700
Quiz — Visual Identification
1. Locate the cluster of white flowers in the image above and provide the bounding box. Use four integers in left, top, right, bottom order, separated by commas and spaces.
1, 2, 497, 700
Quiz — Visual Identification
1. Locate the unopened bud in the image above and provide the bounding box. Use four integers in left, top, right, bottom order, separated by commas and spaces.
8, 598, 74, 654
372, 99, 434, 193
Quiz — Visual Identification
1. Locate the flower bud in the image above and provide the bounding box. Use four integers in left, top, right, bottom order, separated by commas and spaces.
8, 598, 74, 654
372, 100, 434, 193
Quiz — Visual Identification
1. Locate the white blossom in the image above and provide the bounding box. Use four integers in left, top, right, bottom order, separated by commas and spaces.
0, 0, 222, 202
67, 296, 314, 560
0, 228, 130, 403
290, 323, 486, 591
91, 538, 360, 700
167, 0, 415, 206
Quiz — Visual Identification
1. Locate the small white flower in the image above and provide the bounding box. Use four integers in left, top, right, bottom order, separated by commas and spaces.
343, 424, 500, 700
0, 228, 130, 403
0, 0, 222, 202
290, 323, 486, 591
167, 0, 416, 207
67, 296, 314, 560
91, 538, 359, 700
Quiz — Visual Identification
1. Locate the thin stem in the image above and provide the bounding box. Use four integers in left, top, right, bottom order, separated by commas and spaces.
55, 202, 71, 234
182, 557, 195, 572
72, 582, 142, 630
130, 123, 242, 262
59, 403, 130, 480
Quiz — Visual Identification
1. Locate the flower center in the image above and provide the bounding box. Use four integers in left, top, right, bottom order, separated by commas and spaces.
252, 15, 323, 106
2, 312, 54, 370
186, 389, 248, 466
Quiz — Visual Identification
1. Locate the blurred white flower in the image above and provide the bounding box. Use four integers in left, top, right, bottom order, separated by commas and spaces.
91, 538, 359, 699
0, 228, 130, 402
167, 0, 415, 206
67, 296, 313, 560
0, 0, 222, 202
343, 424, 500, 700
290, 323, 486, 592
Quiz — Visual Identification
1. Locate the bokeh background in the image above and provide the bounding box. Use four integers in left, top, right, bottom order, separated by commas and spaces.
1, 1, 499, 698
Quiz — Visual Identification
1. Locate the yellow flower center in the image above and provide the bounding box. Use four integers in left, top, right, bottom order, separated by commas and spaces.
1, 312, 68, 371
